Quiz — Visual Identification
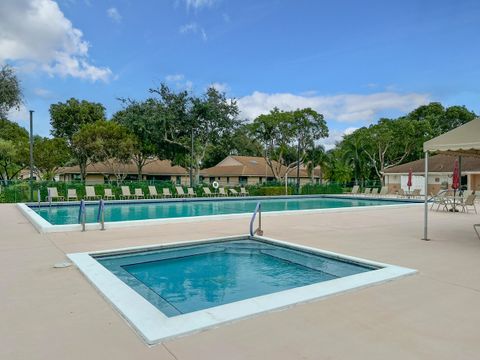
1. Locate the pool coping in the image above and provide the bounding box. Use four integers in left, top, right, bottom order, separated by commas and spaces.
17, 195, 423, 233
67, 234, 417, 345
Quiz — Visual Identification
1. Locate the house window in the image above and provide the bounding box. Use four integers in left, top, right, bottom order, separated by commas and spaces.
73, 174, 81, 181
209, 177, 215, 183
239, 176, 248, 185
227, 177, 230, 184
259, 177, 263, 183
176, 176, 182, 185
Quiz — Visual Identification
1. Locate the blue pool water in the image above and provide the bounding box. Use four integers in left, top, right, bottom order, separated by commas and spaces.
97, 238, 377, 316
31, 196, 407, 225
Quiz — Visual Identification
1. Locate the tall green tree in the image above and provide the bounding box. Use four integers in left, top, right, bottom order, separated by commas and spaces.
112, 98, 159, 177
0, 65, 22, 119
149, 84, 240, 183
250, 107, 328, 181
305, 144, 327, 184
0, 119, 28, 182
33, 137, 71, 180
49, 98, 106, 180
72, 121, 136, 182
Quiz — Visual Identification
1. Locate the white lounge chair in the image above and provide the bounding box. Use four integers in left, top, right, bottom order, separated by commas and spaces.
175, 186, 186, 197
85, 186, 101, 200
120, 186, 134, 200
218, 188, 228, 197
134, 188, 145, 199
379, 186, 389, 196
163, 188, 173, 198
103, 188, 116, 200
229, 188, 239, 196
46, 187, 64, 201
203, 187, 214, 197
349, 185, 360, 195
371, 188, 379, 196
148, 186, 160, 199
67, 188, 78, 201
363, 188, 371, 196
240, 187, 249, 196
187, 188, 196, 197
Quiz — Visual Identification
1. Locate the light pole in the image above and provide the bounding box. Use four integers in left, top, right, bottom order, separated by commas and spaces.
29, 110, 34, 202
189, 126, 194, 187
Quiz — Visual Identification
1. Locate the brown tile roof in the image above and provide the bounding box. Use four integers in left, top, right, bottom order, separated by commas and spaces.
58, 158, 188, 176
200, 156, 315, 178
384, 154, 480, 174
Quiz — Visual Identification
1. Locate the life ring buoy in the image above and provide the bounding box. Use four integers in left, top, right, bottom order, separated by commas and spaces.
212, 181, 219, 189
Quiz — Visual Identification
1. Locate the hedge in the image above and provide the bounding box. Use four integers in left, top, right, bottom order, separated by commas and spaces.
0, 180, 345, 203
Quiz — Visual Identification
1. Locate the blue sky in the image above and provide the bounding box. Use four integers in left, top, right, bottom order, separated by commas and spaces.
2, 0, 480, 148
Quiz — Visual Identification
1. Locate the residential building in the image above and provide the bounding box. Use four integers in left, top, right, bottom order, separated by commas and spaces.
384, 154, 480, 195
200, 155, 321, 186
58, 159, 189, 185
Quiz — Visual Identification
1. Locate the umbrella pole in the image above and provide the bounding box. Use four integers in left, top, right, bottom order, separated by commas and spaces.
422, 151, 430, 241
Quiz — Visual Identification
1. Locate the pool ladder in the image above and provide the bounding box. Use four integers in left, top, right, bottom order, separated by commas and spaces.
78, 199, 106, 232
249, 202, 263, 236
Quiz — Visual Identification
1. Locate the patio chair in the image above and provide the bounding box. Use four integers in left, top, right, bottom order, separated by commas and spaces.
120, 186, 134, 200
187, 188, 196, 197
474, 223, 480, 240
349, 185, 360, 195
460, 194, 477, 214
45, 187, 64, 201
148, 186, 160, 199
229, 188, 239, 196
397, 188, 405, 198
85, 186, 101, 200
371, 188, 379, 196
203, 187, 214, 197
163, 188, 173, 198
175, 186, 186, 197
103, 188, 116, 200
379, 186, 389, 196
363, 188, 371, 196
240, 187, 249, 196
67, 189, 78, 201
134, 188, 145, 199
218, 187, 228, 197
411, 189, 421, 198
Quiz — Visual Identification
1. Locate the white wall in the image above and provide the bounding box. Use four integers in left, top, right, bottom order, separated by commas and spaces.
400, 175, 425, 195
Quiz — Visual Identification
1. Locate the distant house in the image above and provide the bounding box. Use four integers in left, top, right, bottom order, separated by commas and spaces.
200, 155, 321, 186
58, 159, 189, 185
384, 154, 480, 195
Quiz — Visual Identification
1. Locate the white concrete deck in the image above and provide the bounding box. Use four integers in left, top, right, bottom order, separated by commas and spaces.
1, 203, 479, 359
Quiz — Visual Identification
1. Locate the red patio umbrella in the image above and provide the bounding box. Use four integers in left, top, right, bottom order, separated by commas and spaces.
452, 159, 460, 211
452, 159, 460, 191
407, 168, 413, 192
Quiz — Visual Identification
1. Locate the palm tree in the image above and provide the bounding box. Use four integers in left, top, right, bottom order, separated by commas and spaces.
305, 144, 326, 184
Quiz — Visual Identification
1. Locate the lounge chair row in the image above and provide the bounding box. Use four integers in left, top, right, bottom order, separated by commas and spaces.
348, 186, 391, 197
44, 185, 250, 201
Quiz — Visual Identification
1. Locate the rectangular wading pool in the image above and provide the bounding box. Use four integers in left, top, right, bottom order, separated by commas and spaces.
68, 235, 416, 344
18, 195, 421, 232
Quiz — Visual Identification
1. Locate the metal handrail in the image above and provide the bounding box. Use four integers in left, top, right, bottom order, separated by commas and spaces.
78, 200, 86, 232
249, 202, 263, 236
97, 199, 106, 231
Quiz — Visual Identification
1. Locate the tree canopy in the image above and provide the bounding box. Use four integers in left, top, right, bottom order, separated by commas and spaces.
0, 65, 22, 119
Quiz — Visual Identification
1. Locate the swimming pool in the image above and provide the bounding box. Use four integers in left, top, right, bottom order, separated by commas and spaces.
24, 195, 414, 228
69, 235, 416, 343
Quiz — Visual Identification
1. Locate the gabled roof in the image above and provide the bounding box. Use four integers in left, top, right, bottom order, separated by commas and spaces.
384, 154, 480, 174
424, 118, 480, 156
200, 156, 317, 178
58, 158, 188, 176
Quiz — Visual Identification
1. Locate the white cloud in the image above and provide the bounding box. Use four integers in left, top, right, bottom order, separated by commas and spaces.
106, 7, 122, 23
0, 0, 112, 82
183, 0, 217, 10
179, 22, 207, 41
165, 73, 193, 91
7, 104, 30, 123
237, 91, 430, 123
165, 73, 185, 82
33, 87, 53, 98
318, 127, 359, 151
209, 82, 229, 93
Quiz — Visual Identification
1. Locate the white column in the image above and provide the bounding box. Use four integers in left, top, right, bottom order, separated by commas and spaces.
422, 151, 430, 241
